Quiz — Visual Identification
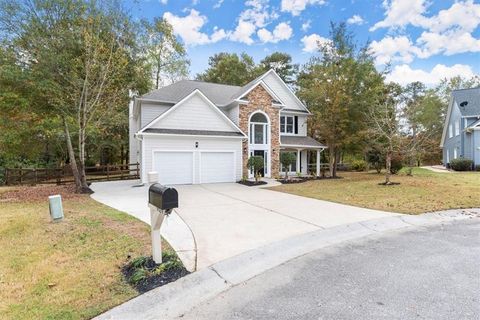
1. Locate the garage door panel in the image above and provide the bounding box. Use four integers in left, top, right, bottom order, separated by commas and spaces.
154, 152, 193, 185
201, 152, 235, 183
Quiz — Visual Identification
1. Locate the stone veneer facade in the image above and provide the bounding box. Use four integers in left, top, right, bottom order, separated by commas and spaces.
238, 85, 280, 178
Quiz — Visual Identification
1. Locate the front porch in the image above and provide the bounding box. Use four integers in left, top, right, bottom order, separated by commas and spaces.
279, 136, 326, 177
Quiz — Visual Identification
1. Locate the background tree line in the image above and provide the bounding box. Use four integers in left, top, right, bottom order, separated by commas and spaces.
1, 1, 478, 191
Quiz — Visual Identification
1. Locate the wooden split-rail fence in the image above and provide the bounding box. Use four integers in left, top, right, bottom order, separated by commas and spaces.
4, 163, 140, 186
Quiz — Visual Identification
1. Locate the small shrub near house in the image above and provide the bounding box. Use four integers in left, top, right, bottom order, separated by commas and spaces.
475, 165, 480, 172
390, 154, 404, 174
351, 160, 367, 172
450, 158, 473, 171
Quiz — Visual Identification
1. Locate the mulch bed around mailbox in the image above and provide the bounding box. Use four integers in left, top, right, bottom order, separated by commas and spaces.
122, 255, 189, 294
237, 180, 268, 187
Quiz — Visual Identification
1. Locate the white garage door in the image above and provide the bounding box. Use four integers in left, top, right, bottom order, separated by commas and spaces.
154, 151, 193, 185
200, 152, 235, 183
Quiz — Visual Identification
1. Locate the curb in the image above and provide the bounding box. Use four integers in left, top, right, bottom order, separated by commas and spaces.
95, 209, 479, 320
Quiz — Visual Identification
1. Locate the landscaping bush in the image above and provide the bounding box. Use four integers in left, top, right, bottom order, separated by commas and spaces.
390, 154, 403, 174
351, 159, 367, 172
247, 156, 264, 182
366, 148, 384, 173
450, 158, 473, 171
475, 165, 480, 172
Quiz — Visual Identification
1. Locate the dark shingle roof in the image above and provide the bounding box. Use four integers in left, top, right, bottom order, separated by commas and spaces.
452, 87, 480, 117
280, 136, 326, 148
143, 128, 245, 137
141, 80, 241, 106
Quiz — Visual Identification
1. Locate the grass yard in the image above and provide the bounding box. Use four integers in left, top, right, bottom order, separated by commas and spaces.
270, 168, 480, 214
0, 184, 173, 320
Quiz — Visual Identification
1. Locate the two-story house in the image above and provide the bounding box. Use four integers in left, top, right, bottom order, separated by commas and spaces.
129, 69, 326, 185
440, 87, 480, 168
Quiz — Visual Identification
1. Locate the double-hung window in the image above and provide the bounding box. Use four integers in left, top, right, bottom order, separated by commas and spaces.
280, 116, 295, 134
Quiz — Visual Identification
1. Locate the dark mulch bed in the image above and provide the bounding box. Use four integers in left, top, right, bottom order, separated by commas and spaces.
378, 182, 401, 186
0, 184, 83, 202
238, 180, 268, 187
277, 176, 343, 184
122, 255, 189, 294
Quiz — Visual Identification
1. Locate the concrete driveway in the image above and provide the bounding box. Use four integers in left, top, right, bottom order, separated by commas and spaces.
91, 181, 399, 270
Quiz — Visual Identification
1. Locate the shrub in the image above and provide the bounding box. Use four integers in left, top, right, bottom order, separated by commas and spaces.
247, 156, 264, 182
351, 160, 367, 172
280, 152, 296, 180
475, 165, 480, 172
366, 149, 384, 173
390, 154, 403, 174
450, 158, 473, 171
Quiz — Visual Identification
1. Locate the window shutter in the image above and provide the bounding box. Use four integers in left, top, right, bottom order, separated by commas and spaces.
294, 116, 298, 134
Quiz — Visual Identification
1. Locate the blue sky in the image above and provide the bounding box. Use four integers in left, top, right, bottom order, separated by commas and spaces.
124, 0, 480, 86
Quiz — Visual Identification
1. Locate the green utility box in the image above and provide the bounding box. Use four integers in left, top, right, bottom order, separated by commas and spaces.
49, 195, 64, 221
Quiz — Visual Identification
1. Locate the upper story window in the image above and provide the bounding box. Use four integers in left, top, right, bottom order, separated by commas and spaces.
280, 116, 296, 134
249, 112, 269, 145
455, 120, 460, 136
448, 124, 453, 138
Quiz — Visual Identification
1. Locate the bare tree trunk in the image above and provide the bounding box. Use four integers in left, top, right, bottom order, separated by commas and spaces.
63, 117, 83, 192
385, 151, 392, 185
329, 146, 337, 178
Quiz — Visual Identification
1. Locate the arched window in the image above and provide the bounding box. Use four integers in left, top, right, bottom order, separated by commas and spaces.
251, 112, 268, 123
249, 112, 269, 145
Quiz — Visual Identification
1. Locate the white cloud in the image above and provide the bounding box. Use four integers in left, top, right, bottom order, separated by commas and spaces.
369, 36, 420, 65
257, 22, 293, 43
229, 0, 278, 44
372, 0, 480, 32
163, 9, 227, 46
281, 0, 326, 16
370, 0, 429, 31
347, 14, 365, 25
213, 0, 224, 9
370, 1, 480, 63
301, 20, 311, 32
160, 0, 168, 4
229, 20, 257, 45
240, 0, 277, 27
386, 64, 476, 86
417, 29, 480, 57
301, 33, 330, 53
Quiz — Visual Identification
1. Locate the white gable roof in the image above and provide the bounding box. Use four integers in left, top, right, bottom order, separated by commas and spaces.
139, 89, 246, 136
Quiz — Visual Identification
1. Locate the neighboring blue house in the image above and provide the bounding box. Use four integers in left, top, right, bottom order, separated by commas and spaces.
440, 87, 480, 168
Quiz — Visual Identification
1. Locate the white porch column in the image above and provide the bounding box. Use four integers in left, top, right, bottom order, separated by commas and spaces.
316, 149, 321, 176
296, 149, 301, 174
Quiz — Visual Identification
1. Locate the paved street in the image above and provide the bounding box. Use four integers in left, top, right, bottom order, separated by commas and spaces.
181, 219, 480, 320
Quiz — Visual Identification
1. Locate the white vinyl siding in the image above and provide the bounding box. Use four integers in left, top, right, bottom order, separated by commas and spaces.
140, 103, 171, 128
142, 135, 242, 184
151, 94, 235, 132
223, 105, 239, 125
263, 72, 306, 111
455, 120, 460, 136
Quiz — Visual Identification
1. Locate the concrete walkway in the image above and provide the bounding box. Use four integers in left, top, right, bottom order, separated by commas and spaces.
95, 209, 479, 320
91, 180, 398, 271
422, 165, 452, 173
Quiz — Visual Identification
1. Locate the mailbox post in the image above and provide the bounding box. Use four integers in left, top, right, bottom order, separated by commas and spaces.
148, 184, 178, 264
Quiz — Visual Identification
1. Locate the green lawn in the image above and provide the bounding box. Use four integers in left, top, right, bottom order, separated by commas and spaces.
270, 168, 480, 214
0, 185, 172, 320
